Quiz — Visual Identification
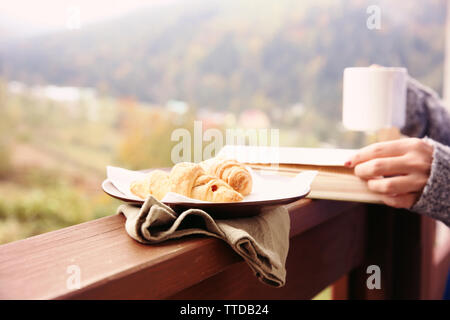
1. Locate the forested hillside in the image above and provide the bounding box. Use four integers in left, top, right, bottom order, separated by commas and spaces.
0, 0, 446, 119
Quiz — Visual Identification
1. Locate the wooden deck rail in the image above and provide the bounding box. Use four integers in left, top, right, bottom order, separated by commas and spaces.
0, 199, 448, 299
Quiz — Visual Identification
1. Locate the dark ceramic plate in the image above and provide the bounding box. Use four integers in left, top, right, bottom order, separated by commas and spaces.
102, 178, 309, 219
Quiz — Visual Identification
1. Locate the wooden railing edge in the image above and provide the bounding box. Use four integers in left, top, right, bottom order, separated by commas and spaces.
0, 199, 362, 300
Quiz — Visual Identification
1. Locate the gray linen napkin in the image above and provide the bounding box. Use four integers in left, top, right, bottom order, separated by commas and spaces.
117, 196, 290, 287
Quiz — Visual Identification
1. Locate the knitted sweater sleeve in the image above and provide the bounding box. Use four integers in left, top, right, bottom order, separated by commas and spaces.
402, 76, 450, 145
402, 77, 450, 226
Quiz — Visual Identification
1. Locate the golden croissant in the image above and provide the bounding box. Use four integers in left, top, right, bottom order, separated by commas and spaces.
200, 158, 252, 196
130, 162, 243, 202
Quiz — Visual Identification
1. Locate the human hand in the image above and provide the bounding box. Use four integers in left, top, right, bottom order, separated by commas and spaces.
345, 138, 434, 209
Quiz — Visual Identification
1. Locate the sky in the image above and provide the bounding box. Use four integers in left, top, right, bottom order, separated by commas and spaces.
0, 0, 181, 35
0, 0, 443, 39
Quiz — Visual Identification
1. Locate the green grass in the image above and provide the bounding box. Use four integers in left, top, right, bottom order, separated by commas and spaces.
312, 286, 332, 300
0, 168, 120, 244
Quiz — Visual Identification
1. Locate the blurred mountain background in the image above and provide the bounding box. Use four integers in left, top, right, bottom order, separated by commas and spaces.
0, 0, 447, 247
1, 0, 446, 119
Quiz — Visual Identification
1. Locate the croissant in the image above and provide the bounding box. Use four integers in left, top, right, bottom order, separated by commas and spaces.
130, 170, 170, 200
200, 158, 252, 196
130, 162, 243, 202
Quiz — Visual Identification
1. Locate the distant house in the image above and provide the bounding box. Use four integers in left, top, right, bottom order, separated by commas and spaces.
238, 109, 270, 129
7, 81, 99, 121
197, 108, 236, 130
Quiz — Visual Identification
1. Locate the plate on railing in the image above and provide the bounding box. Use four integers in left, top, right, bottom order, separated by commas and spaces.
102, 166, 315, 219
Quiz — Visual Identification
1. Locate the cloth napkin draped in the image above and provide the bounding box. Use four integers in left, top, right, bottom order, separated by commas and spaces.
117, 196, 290, 287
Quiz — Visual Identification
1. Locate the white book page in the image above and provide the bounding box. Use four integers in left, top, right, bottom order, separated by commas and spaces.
217, 145, 357, 166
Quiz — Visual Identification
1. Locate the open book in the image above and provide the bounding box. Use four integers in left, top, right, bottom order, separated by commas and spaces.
218, 145, 383, 204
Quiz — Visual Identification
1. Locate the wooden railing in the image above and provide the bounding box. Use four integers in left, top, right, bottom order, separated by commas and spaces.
0, 199, 448, 299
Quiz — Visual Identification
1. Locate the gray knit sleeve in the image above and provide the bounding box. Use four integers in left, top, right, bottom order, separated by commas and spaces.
411, 138, 450, 226
402, 76, 450, 145
402, 77, 450, 225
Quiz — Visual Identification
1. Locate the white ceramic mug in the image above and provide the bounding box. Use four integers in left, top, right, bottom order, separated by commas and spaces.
342, 67, 407, 131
